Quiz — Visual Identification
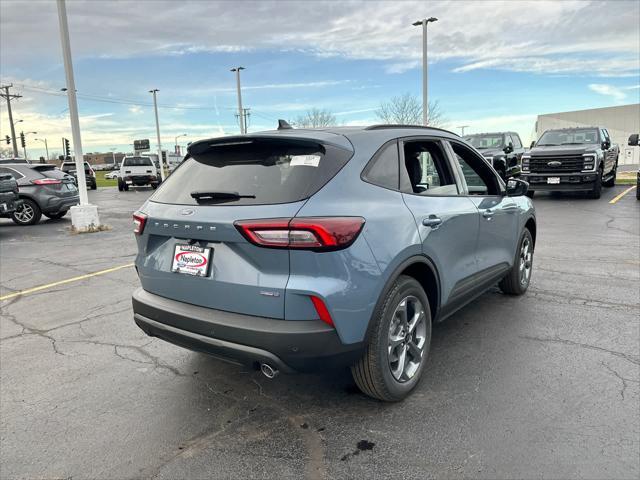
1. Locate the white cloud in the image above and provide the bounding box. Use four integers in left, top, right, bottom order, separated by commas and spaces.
588, 83, 629, 102
128, 105, 144, 115
1, 1, 638, 77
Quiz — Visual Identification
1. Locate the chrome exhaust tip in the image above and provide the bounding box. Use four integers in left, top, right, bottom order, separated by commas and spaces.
260, 363, 279, 379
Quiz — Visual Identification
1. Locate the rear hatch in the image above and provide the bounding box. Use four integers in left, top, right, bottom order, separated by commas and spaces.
31, 165, 78, 197
121, 157, 156, 179
135, 135, 352, 319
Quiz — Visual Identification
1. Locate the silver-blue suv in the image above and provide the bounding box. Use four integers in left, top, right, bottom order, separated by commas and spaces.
132, 124, 536, 401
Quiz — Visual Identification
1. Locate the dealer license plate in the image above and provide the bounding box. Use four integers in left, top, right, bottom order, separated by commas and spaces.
547, 177, 560, 184
171, 244, 212, 276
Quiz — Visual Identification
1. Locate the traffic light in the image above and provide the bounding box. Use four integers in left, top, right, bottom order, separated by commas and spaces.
63, 138, 71, 158
20, 132, 25, 148
4, 135, 9, 145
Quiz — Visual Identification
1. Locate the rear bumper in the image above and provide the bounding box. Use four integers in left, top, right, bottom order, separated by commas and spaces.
0, 192, 20, 214
123, 175, 158, 186
132, 288, 364, 372
43, 195, 80, 214
522, 172, 597, 191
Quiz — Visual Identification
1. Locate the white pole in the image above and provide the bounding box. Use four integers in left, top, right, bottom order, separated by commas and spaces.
233, 68, 245, 134
422, 20, 428, 126
150, 89, 165, 181
57, 0, 88, 205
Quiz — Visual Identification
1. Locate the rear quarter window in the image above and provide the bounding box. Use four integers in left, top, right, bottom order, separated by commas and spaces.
151, 137, 352, 206
123, 157, 153, 167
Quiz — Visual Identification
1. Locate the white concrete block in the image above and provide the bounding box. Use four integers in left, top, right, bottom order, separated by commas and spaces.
70, 204, 101, 233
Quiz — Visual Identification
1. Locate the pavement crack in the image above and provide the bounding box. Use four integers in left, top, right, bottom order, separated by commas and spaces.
601, 361, 639, 400
521, 335, 640, 366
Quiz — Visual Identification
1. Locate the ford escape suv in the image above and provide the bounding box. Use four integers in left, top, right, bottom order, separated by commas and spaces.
132, 125, 536, 401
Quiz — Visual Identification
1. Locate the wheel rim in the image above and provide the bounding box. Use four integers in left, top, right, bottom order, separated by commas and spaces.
15, 203, 34, 223
387, 295, 427, 382
519, 237, 532, 286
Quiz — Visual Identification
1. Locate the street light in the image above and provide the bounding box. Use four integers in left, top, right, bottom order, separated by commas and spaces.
149, 89, 166, 181
457, 125, 469, 136
34, 138, 49, 162
13, 119, 23, 128
22, 131, 37, 159
230, 67, 246, 134
174, 133, 187, 155
412, 16, 438, 126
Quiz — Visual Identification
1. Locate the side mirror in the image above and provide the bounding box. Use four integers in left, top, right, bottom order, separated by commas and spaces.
504, 142, 513, 154
602, 140, 610, 150
529, 141, 536, 149
628, 134, 639, 146
506, 178, 529, 197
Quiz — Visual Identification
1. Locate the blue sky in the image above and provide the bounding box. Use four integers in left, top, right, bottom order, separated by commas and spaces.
1, 0, 638, 159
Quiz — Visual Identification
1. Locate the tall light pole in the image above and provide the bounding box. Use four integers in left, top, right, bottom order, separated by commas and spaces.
458, 125, 469, 136
231, 67, 246, 134
57, 0, 100, 230
174, 133, 187, 155
149, 89, 165, 181
35, 138, 49, 161
22, 131, 37, 160
110, 147, 117, 166
0, 84, 22, 157
413, 17, 438, 126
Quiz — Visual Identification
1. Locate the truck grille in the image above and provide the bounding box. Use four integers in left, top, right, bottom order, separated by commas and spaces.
529, 155, 584, 173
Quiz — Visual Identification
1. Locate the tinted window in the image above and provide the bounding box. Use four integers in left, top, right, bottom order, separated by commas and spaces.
123, 157, 153, 167
401, 140, 458, 196
538, 129, 599, 145
61, 162, 90, 172
505, 135, 513, 147
512, 135, 522, 148
0, 167, 22, 179
465, 135, 504, 149
362, 141, 399, 190
449, 141, 501, 196
151, 138, 352, 206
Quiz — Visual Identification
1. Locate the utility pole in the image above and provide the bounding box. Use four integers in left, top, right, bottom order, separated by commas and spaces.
174, 133, 186, 155
413, 17, 438, 126
35, 138, 49, 161
0, 84, 22, 157
231, 67, 245, 134
458, 125, 469, 136
57, 0, 100, 230
149, 89, 165, 181
242, 108, 251, 133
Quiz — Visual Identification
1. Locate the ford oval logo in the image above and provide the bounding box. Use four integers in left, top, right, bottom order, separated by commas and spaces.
547, 161, 562, 167
179, 208, 195, 216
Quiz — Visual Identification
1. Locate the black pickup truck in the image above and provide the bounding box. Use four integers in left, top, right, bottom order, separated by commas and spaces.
0, 171, 21, 217
464, 131, 525, 181
521, 127, 619, 199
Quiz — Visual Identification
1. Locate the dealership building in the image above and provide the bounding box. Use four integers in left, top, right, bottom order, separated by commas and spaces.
536, 104, 640, 165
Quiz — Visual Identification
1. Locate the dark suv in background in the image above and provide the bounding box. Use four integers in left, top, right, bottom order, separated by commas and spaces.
61, 161, 97, 190
464, 131, 525, 180
0, 164, 79, 225
522, 127, 618, 198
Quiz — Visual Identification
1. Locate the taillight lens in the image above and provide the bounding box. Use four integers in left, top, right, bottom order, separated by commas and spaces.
310, 295, 335, 327
235, 217, 365, 251
133, 211, 147, 235
32, 178, 62, 185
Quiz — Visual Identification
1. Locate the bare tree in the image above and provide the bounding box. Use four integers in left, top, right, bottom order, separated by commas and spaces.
293, 108, 337, 128
375, 93, 447, 128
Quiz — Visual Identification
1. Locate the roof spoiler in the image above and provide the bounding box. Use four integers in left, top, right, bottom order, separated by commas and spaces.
277, 119, 293, 130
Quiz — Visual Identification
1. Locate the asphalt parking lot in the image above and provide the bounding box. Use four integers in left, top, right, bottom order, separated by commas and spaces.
1, 185, 638, 479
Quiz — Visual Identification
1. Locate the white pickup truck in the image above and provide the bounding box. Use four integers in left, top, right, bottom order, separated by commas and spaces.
117, 156, 160, 191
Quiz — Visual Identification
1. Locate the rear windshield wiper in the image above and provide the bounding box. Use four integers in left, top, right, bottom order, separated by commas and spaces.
190, 191, 256, 202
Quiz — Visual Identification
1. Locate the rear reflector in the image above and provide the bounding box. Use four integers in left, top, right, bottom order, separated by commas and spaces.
133, 211, 147, 235
32, 178, 62, 185
234, 217, 365, 251
310, 295, 335, 327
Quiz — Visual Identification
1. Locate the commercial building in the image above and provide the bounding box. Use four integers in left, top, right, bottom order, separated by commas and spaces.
536, 104, 640, 165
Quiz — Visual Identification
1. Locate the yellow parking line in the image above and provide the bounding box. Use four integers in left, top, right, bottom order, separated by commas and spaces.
0, 263, 134, 302
609, 186, 637, 204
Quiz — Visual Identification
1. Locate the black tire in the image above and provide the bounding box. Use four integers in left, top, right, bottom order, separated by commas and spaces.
123, 182, 129, 191
588, 166, 603, 199
117, 178, 123, 191
11, 198, 42, 226
44, 211, 67, 219
499, 228, 534, 295
151, 183, 158, 190
91, 180, 97, 190
603, 163, 617, 187
525, 190, 535, 198
351, 275, 432, 402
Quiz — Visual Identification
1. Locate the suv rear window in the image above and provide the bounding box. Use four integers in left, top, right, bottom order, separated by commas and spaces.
123, 157, 153, 167
151, 137, 352, 206
62, 162, 91, 172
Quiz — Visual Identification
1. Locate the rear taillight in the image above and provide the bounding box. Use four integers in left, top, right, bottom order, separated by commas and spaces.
32, 178, 62, 185
234, 217, 365, 251
133, 212, 147, 235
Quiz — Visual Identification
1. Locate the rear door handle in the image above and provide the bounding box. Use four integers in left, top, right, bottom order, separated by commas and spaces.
482, 209, 494, 218
422, 215, 442, 228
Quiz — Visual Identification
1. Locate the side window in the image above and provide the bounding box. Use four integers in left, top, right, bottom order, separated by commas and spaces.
512, 135, 522, 149
362, 141, 399, 190
505, 135, 513, 147
0, 167, 22, 179
400, 140, 458, 196
448, 141, 501, 196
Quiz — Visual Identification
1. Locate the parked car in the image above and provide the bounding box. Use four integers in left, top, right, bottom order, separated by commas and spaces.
131, 124, 536, 401
522, 127, 619, 198
60, 161, 97, 190
0, 163, 79, 225
629, 134, 640, 200
118, 156, 159, 191
0, 171, 21, 217
464, 131, 525, 180
105, 170, 120, 180
0, 158, 29, 164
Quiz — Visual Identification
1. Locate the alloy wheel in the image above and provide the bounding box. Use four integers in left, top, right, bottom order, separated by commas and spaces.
519, 237, 532, 286
14, 203, 34, 223
387, 295, 427, 382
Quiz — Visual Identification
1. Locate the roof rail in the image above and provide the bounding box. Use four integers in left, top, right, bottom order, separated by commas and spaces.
364, 124, 459, 136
